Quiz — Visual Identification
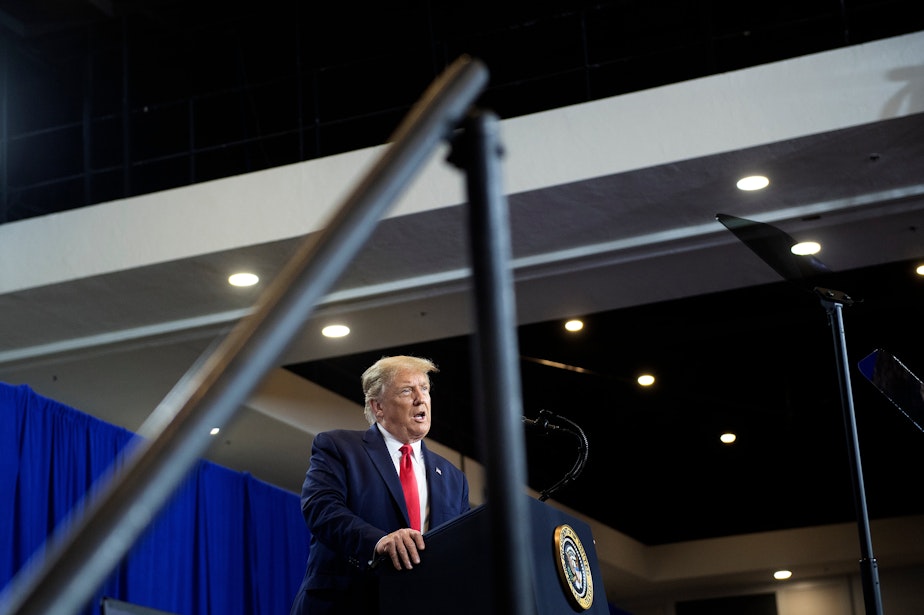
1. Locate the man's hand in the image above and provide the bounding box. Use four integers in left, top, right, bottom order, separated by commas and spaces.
375, 528, 426, 570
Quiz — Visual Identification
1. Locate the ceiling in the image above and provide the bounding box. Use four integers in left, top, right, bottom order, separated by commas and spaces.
2, 0, 924, 606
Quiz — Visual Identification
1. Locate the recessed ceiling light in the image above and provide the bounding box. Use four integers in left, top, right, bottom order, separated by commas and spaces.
209, 427, 220, 436
228, 272, 259, 287
322, 324, 350, 338
736, 175, 770, 191
637, 374, 655, 386
774, 569, 793, 580
915, 264, 924, 276
564, 319, 584, 332
791, 241, 821, 255
720, 432, 737, 444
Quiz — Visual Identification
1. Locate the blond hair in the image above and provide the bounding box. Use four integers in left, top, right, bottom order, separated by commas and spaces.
362, 355, 438, 425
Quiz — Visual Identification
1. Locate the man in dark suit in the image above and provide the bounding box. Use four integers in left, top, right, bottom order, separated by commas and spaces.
289, 355, 471, 615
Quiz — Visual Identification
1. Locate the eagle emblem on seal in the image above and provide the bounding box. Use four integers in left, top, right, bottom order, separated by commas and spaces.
553, 524, 593, 609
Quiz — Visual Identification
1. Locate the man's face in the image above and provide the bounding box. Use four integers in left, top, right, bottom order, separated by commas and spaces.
372, 368, 432, 443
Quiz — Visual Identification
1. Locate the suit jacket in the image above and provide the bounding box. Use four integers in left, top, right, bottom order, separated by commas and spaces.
289, 425, 471, 615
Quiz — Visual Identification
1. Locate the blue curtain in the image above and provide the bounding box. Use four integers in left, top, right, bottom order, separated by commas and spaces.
0, 383, 310, 615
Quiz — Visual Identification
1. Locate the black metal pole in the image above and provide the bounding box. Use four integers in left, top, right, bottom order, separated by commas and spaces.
452, 109, 536, 615
818, 288, 884, 615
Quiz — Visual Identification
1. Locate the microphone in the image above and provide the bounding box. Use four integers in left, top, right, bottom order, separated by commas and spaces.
522, 409, 590, 502
522, 410, 560, 431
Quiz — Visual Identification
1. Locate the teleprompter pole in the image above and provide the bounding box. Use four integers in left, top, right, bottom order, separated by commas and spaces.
818, 287, 884, 615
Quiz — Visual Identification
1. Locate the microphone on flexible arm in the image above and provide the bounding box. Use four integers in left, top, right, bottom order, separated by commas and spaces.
521, 409, 589, 501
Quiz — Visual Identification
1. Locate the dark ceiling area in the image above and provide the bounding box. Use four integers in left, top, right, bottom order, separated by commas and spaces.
2, 0, 922, 224
2, 0, 924, 555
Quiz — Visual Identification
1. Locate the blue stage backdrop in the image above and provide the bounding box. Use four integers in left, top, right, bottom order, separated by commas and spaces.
0, 383, 310, 615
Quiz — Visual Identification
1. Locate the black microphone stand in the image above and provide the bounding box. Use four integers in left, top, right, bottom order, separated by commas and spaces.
524, 410, 590, 502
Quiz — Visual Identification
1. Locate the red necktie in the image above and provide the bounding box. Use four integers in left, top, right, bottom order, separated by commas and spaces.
399, 444, 421, 531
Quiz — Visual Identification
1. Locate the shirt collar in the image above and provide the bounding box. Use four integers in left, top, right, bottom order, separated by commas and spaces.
376, 424, 421, 459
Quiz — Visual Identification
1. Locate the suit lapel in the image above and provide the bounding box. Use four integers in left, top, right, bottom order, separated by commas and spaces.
421, 442, 445, 527
363, 426, 408, 517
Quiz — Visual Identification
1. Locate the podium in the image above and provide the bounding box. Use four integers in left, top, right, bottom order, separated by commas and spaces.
379, 496, 609, 614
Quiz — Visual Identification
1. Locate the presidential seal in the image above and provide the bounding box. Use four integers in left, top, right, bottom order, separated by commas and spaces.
553, 524, 593, 610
